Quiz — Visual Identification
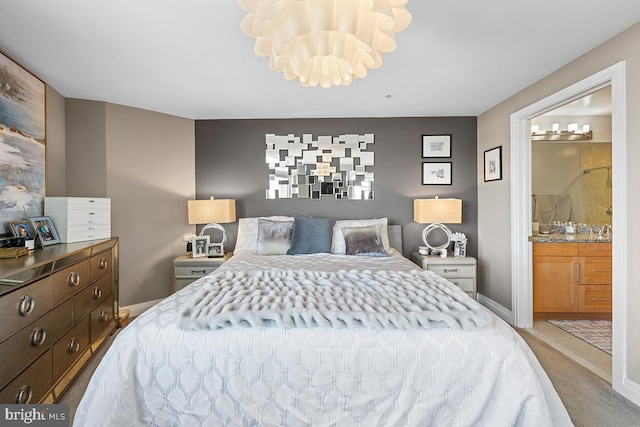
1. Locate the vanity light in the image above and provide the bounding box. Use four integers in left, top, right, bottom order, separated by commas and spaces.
188, 197, 236, 257
413, 197, 462, 257
531, 122, 592, 141
552, 123, 560, 133
568, 123, 579, 133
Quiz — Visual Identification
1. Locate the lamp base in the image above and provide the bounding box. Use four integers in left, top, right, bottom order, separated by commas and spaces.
422, 223, 453, 253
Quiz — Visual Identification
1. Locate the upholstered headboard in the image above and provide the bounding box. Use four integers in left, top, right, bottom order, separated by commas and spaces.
388, 225, 402, 253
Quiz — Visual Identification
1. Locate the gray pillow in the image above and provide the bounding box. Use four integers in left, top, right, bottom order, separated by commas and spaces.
342, 225, 388, 257
256, 219, 294, 255
286, 214, 336, 255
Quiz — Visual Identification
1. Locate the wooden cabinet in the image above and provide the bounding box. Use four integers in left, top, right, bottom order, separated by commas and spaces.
533, 241, 611, 316
0, 238, 118, 404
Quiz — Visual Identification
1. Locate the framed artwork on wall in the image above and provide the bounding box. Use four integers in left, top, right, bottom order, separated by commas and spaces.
422, 162, 452, 185
0, 50, 46, 236
422, 135, 451, 158
484, 146, 503, 182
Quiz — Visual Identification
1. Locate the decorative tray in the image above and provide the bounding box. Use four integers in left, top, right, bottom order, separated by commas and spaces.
0, 247, 30, 259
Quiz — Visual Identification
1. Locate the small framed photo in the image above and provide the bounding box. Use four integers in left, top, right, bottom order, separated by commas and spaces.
484, 146, 503, 182
422, 162, 452, 185
422, 135, 451, 158
191, 236, 210, 258
8, 221, 33, 239
208, 243, 223, 257
28, 216, 61, 246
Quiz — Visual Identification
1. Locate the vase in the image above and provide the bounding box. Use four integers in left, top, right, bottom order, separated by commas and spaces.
454, 241, 466, 257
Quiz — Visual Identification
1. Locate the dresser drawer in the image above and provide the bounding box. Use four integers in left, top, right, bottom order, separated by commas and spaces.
63, 208, 110, 222
45, 197, 110, 210
446, 278, 475, 293
74, 272, 112, 322
64, 227, 111, 244
579, 257, 612, 285
53, 260, 91, 305
90, 294, 115, 341
0, 276, 54, 343
90, 248, 113, 281
52, 316, 90, 380
0, 350, 52, 404
428, 264, 475, 279
175, 265, 219, 277
579, 285, 612, 313
0, 299, 72, 387
579, 242, 612, 257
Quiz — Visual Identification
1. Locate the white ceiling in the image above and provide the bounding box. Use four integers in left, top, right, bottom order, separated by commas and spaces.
1, 0, 639, 120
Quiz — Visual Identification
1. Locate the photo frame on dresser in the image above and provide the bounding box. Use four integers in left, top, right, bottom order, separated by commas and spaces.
8, 220, 33, 239
192, 236, 210, 258
28, 216, 60, 246
208, 243, 223, 257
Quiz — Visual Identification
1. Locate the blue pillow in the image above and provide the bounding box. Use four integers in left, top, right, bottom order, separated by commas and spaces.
286, 214, 336, 255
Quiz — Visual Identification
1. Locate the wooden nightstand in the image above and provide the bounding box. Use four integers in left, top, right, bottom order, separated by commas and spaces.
410, 252, 478, 300
172, 253, 231, 293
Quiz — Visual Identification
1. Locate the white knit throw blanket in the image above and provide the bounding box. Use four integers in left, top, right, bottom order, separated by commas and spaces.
179, 269, 492, 331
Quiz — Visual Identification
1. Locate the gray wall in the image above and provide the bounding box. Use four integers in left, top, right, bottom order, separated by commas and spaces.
195, 117, 478, 257
45, 85, 66, 196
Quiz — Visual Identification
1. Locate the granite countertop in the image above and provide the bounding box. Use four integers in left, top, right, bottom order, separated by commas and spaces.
531, 233, 612, 243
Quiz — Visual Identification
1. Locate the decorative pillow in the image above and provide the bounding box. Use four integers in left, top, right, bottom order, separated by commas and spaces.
235, 216, 293, 252
286, 214, 336, 255
256, 219, 294, 255
331, 218, 389, 254
342, 225, 388, 257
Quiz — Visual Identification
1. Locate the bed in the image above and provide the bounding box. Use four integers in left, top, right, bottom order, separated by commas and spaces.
74, 216, 571, 426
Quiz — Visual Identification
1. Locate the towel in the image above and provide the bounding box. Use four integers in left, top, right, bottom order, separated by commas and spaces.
533, 193, 571, 224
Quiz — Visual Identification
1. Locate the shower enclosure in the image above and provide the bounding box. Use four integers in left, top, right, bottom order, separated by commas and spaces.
581, 165, 612, 225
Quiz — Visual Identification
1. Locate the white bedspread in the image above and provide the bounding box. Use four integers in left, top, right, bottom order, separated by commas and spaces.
74, 251, 572, 426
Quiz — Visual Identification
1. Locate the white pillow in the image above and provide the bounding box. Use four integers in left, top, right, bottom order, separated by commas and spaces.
331, 218, 389, 254
235, 216, 294, 252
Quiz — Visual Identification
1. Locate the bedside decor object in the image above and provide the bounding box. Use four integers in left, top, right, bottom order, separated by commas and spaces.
422, 135, 451, 158
484, 146, 502, 182
414, 197, 462, 257
191, 236, 210, 258
183, 233, 197, 253
451, 232, 467, 257
422, 162, 452, 185
188, 197, 236, 257
236, 0, 412, 88
28, 216, 60, 247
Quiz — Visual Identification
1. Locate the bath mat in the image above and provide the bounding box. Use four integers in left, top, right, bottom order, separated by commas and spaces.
548, 320, 612, 355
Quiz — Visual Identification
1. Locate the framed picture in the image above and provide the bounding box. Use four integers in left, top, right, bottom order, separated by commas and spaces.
28, 216, 60, 246
422, 135, 451, 158
422, 162, 452, 185
208, 243, 223, 257
191, 236, 210, 258
8, 221, 33, 239
484, 146, 503, 182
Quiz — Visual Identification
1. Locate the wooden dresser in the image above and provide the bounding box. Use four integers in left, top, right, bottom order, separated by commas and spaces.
0, 237, 118, 404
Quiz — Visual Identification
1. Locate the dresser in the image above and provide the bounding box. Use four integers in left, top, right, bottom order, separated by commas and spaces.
410, 253, 478, 300
173, 254, 230, 293
0, 238, 118, 404
45, 197, 111, 243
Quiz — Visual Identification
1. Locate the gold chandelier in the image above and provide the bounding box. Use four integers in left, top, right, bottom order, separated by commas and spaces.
236, 0, 412, 88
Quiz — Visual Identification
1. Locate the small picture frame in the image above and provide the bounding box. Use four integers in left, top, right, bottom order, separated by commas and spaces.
28, 216, 61, 246
422, 135, 451, 158
484, 146, 503, 182
8, 221, 33, 239
422, 162, 452, 185
191, 236, 210, 258
208, 243, 223, 257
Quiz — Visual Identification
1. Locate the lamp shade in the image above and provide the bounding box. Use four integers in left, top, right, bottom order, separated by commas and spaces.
188, 199, 236, 224
414, 198, 462, 224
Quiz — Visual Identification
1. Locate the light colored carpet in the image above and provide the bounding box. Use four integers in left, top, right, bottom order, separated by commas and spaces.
548, 319, 612, 355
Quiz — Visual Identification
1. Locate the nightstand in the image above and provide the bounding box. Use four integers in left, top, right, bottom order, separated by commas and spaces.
172, 253, 231, 293
410, 252, 477, 300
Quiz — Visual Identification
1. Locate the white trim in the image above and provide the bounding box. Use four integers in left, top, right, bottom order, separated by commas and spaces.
121, 299, 163, 317
477, 293, 513, 325
510, 61, 639, 406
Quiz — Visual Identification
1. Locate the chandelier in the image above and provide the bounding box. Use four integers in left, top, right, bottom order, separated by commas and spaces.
236, 0, 412, 88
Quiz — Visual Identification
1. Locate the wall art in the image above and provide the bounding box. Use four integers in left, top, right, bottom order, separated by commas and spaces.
265, 133, 375, 200
422, 162, 452, 185
422, 134, 451, 158
484, 146, 502, 182
0, 50, 46, 235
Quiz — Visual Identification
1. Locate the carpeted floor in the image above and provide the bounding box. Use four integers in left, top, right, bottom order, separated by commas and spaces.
548, 319, 612, 355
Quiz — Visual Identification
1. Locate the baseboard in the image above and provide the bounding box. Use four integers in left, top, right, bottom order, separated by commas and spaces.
121, 299, 163, 317
477, 293, 514, 325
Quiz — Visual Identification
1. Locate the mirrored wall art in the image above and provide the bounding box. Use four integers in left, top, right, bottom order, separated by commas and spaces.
265, 133, 375, 200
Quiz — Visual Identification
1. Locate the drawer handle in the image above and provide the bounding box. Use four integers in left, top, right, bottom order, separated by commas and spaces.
99, 258, 108, 269
69, 271, 80, 286
18, 295, 35, 316
590, 269, 612, 273
99, 310, 109, 322
16, 385, 33, 404
589, 248, 611, 251
590, 297, 612, 302
68, 338, 80, 353
191, 269, 207, 275
31, 328, 47, 346
93, 287, 103, 299
443, 268, 459, 273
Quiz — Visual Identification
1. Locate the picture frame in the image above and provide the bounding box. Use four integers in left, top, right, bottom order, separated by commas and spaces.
422, 162, 452, 185
28, 216, 60, 246
208, 243, 223, 257
191, 236, 210, 258
422, 134, 451, 158
8, 221, 33, 239
484, 146, 503, 182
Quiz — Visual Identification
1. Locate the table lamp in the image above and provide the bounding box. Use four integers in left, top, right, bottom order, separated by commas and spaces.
413, 197, 462, 256
188, 197, 236, 257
